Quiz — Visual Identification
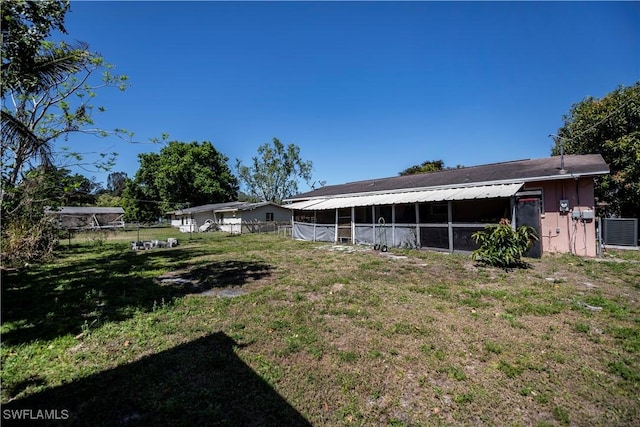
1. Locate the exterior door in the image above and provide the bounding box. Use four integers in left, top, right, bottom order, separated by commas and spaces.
337, 208, 352, 243
515, 198, 542, 258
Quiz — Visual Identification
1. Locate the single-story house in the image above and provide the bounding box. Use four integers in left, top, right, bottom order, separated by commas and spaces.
284, 154, 610, 257
46, 206, 125, 230
165, 201, 290, 234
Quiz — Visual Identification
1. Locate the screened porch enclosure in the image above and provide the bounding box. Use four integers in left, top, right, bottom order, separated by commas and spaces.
292, 198, 512, 252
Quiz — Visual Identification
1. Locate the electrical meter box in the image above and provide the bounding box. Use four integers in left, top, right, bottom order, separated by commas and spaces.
572, 210, 582, 220
559, 200, 570, 213
581, 210, 594, 220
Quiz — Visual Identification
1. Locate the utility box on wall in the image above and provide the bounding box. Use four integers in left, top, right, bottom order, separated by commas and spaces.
571, 209, 595, 221
559, 200, 570, 213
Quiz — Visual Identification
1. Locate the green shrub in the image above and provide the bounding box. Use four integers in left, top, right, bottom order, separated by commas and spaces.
472, 219, 538, 268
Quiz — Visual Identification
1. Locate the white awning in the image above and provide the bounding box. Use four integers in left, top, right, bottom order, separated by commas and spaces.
283, 199, 328, 210
286, 182, 524, 211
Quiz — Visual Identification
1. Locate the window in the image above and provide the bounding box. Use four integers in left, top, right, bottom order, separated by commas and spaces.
266, 212, 274, 222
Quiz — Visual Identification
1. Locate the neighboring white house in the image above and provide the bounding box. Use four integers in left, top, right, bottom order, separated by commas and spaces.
165, 201, 290, 234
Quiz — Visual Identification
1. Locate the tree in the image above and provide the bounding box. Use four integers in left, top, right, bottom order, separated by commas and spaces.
1, 40, 128, 192
398, 160, 463, 176
399, 160, 446, 176
552, 82, 640, 218
2, 0, 129, 192
1, 0, 130, 196
106, 171, 128, 196
95, 193, 122, 208
236, 138, 313, 203
19, 166, 100, 207
1, 0, 128, 264
1, 0, 70, 95
123, 141, 238, 222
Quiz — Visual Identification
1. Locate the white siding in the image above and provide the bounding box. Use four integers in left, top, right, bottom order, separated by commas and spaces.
241, 205, 290, 222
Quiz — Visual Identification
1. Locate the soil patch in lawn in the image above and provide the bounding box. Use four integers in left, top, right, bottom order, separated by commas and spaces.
157, 259, 273, 296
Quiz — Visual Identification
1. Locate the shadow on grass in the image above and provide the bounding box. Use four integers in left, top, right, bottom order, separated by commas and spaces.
2, 332, 310, 426
472, 259, 534, 271
1, 244, 272, 345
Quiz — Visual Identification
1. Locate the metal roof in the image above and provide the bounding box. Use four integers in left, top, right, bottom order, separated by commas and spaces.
284, 199, 327, 210
46, 207, 124, 215
215, 201, 285, 213
167, 201, 286, 215
284, 182, 524, 211
166, 202, 246, 215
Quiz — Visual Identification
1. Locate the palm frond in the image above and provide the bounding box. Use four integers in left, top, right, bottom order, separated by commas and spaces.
30, 41, 89, 91
1, 110, 42, 150
1, 110, 52, 180
3, 41, 90, 94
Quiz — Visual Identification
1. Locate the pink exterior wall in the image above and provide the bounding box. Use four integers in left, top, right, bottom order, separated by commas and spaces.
523, 178, 597, 257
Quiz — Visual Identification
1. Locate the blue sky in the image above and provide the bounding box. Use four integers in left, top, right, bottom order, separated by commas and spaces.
61, 1, 639, 193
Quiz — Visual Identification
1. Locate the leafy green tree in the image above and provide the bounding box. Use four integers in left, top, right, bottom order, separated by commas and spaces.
236, 138, 313, 203
18, 167, 100, 207
95, 193, 123, 208
123, 141, 238, 222
121, 176, 151, 223
399, 160, 445, 176
1, 0, 70, 95
552, 82, 640, 218
1, 40, 128, 192
2, 0, 129, 193
398, 160, 463, 176
106, 171, 128, 196
0, 0, 128, 264
47, 168, 100, 206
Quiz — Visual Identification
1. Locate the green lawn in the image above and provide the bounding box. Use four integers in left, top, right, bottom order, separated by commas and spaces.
2, 230, 639, 426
